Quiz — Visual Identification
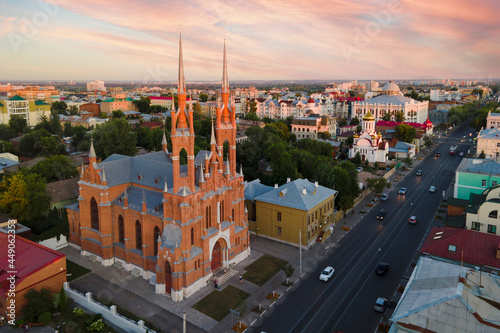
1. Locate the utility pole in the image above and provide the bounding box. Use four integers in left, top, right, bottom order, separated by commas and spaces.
299, 229, 302, 274
183, 312, 186, 333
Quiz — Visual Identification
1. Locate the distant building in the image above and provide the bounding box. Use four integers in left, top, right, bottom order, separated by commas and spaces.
0, 231, 66, 315
100, 97, 136, 114
464, 184, 500, 235
6, 86, 60, 103
486, 110, 500, 129
389, 257, 500, 333
79, 103, 101, 117
149, 96, 173, 110
352, 81, 429, 124
87, 80, 106, 92
477, 128, 500, 160
0, 95, 51, 126
246, 178, 337, 248
291, 114, 336, 140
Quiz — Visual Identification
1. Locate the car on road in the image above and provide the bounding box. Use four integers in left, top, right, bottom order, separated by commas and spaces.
399, 187, 407, 195
459, 152, 465, 157
374, 297, 388, 312
429, 186, 436, 193
375, 262, 390, 276
319, 266, 335, 281
380, 193, 389, 201
408, 216, 418, 224
356, 167, 363, 172
435, 152, 441, 158
416, 170, 422, 176
376, 209, 387, 220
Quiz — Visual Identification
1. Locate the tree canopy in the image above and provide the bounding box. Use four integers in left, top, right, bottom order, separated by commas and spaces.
93, 118, 138, 159
394, 124, 416, 143
30, 155, 79, 182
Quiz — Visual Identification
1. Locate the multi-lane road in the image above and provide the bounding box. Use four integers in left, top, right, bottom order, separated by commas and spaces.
254, 125, 475, 333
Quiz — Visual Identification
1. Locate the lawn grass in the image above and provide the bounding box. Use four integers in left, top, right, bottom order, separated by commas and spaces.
192, 285, 250, 321
242, 254, 288, 286
66, 260, 91, 282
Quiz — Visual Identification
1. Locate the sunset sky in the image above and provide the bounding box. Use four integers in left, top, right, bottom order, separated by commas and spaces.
1, 0, 499, 82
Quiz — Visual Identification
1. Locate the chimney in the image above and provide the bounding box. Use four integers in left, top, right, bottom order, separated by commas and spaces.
287, 178, 291, 183
314, 181, 318, 188
274, 184, 278, 189
302, 188, 307, 195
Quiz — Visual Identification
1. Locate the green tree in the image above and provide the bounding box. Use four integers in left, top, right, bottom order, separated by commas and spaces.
479, 150, 486, 158
382, 112, 392, 121
394, 111, 405, 122
0, 172, 51, 224
350, 117, 360, 126
367, 177, 391, 197
356, 125, 362, 133
353, 152, 361, 165
0, 124, 18, 141
423, 135, 433, 148
58, 287, 67, 313
199, 93, 209, 102
50, 110, 63, 135
111, 110, 125, 119
9, 115, 27, 133
63, 122, 72, 137
295, 93, 302, 98
394, 124, 416, 143
0, 140, 18, 154
244, 100, 257, 114
472, 88, 483, 98
51, 101, 68, 114
30, 155, 79, 182
133, 96, 151, 113
338, 118, 347, 127
244, 112, 259, 121
99, 112, 108, 119
93, 118, 138, 159
19, 129, 65, 157
68, 105, 79, 115
23, 288, 54, 322
193, 101, 202, 114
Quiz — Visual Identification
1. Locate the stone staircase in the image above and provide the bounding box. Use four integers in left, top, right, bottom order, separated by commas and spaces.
215, 268, 239, 286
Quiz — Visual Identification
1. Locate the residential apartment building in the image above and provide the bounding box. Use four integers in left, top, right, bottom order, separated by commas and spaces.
7, 86, 60, 103
291, 114, 337, 140
0, 95, 51, 126
100, 97, 136, 114
87, 80, 106, 92
486, 110, 500, 129
477, 128, 500, 159
149, 96, 174, 110
465, 184, 500, 235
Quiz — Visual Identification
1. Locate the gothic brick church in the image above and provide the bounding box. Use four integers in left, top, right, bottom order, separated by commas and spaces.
66, 37, 250, 301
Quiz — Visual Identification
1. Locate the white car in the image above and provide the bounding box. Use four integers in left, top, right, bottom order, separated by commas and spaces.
429, 186, 436, 193
319, 266, 335, 281
356, 167, 363, 172
399, 187, 407, 195
380, 194, 389, 201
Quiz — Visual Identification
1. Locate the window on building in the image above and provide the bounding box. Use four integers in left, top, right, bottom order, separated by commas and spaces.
191, 227, 194, 246
493, 181, 498, 186
90, 197, 99, 231
221, 200, 224, 221
135, 220, 142, 251
206, 207, 209, 229
118, 215, 125, 244
489, 210, 498, 218
277, 212, 282, 221
448, 245, 457, 252
482, 179, 487, 187
497, 143, 500, 147
471, 222, 481, 231
277, 226, 282, 236
152, 226, 160, 255
487, 224, 497, 234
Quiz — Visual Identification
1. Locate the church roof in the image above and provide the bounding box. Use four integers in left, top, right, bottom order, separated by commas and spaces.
97, 151, 182, 191
358, 94, 414, 105
363, 111, 375, 120
254, 178, 337, 211
113, 185, 164, 216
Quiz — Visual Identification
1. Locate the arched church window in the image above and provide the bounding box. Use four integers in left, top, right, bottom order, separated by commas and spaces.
135, 220, 142, 251
90, 197, 99, 231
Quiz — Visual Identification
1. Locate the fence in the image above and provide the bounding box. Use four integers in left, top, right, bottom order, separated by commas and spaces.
63, 282, 156, 333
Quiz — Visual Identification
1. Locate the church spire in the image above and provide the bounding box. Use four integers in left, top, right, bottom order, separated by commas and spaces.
162, 131, 168, 152
89, 139, 96, 158
210, 119, 216, 146
178, 33, 185, 95
222, 39, 229, 93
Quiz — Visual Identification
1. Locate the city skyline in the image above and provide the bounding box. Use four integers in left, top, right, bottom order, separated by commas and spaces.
1, 0, 499, 82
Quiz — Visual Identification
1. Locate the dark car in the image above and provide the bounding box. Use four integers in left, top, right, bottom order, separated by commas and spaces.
435, 152, 441, 158
376, 209, 387, 220
416, 170, 422, 176
374, 297, 388, 312
375, 262, 390, 275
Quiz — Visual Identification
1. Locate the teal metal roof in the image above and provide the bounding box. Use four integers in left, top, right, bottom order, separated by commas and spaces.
8, 95, 25, 101
34, 101, 50, 105
254, 178, 337, 211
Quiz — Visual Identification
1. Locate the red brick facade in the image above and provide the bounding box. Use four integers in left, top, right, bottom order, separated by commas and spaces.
66, 37, 250, 301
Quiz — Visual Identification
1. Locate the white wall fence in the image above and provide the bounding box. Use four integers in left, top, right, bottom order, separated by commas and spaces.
63, 282, 157, 333
38, 235, 68, 250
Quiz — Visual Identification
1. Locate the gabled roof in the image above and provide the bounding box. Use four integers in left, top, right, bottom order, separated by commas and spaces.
97, 151, 180, 191
391, 257, 500, 332
478, 128, 500, 140
113, 185, 164, 215
34, 101, 50, 105
45, 177, 80, 203
457, 158, 500, 175
254, 178, 337, 211
0, 233, 65, 297
8, 95, 25, 101
421, 227, 500, 269
0, 101, 4, 107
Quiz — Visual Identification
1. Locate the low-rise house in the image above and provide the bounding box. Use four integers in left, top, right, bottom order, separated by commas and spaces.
45, 177, 80, 215
453, 158, 500, 200
465, 184, 500, 235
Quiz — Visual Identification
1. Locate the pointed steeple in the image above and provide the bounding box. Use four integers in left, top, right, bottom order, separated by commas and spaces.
162, 131, 168, 152
123, 188, 128, 199
89, 139, 96, 158
164, 179, 168, 193
80, 164, 84, 177
225, 159, 231, 175
222, 39, 229, 93
240, 164, 244, 178
142, 190, 146, 204
101, 168, 106, 182
199, 167, 205, 183
178, 33, 185, 95
210, 119, 216, 145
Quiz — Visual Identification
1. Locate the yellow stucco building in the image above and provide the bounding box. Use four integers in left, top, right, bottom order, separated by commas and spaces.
245, 178, 337, 248
0, 95, 51, 126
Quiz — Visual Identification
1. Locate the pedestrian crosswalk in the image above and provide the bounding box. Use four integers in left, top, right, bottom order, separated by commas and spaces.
216, 268, 239, 286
